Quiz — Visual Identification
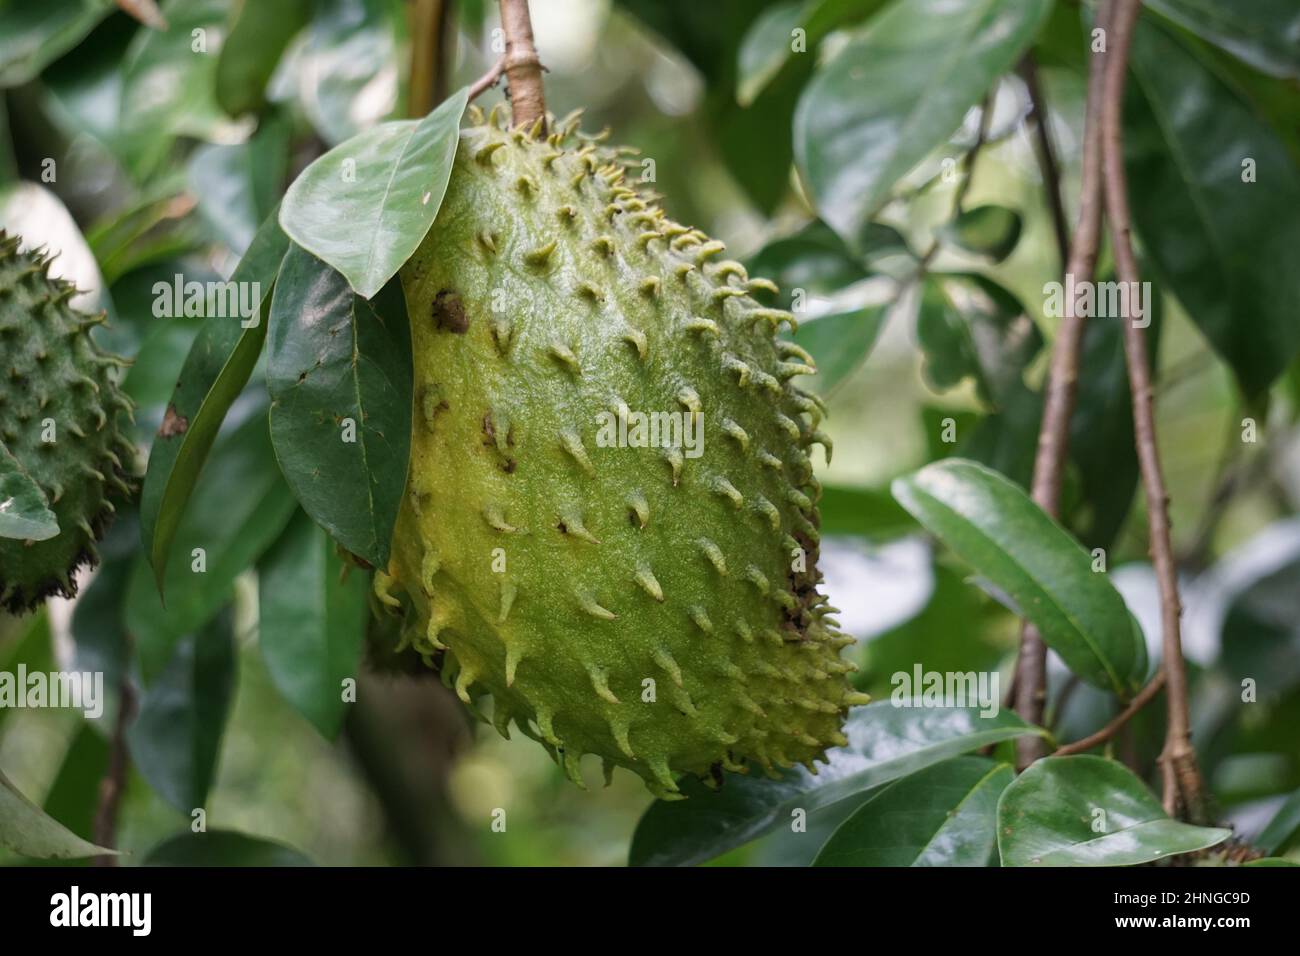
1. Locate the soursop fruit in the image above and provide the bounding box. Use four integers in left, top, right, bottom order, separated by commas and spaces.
0, 233, 134, 612
377, 107, 866, 797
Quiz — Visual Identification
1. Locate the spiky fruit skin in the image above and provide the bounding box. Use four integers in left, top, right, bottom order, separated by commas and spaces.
379, 111, 864, 798
0, 233, 134, 612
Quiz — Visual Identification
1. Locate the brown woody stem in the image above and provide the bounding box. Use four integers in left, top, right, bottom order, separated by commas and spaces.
498, 0, 547, 134
1011, 1, 1113, 770
1099, 0, 1208, 822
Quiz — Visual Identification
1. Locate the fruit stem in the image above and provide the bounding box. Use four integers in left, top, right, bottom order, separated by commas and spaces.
498, 0, 547, 135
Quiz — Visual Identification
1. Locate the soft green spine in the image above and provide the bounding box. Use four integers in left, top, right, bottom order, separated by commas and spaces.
0, 233, 134, 612
379, 107, 867, 798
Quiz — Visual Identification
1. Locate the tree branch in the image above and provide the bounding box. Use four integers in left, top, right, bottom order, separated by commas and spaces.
1099, 0, 1208, 823
1054, 670, 1165, 756
91, 679, 134, 866
1010, 1, 1113, 769
469, 58, 508, 101
498, 0, 547, 135
1018, 53, 1070, 269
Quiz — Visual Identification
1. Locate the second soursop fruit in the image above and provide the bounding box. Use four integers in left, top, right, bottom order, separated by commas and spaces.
377, 107, 865, 797
0, 232, 133, 612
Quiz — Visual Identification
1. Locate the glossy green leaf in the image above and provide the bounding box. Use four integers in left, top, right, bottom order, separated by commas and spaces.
917, 273, 1042, 408
187, 114, 290, 256
814, 757, 1012, 866
0, 440, 58, 541
118, 0, 234, 174
140, 209, 289, 596
737, 1, 806, 107
940, 204, 1023, 262
258, 511, 368, 738
296, 0, 400, 145
738, 0, 894, 106
127, 612, 237, 813
746, 221, 871, 308
215, 0, 311, 116
794, 0, 1050, 242
0, 0, 112, 87
131, 408, 298, 681
1244, 857, 1299, 867
0, 767, 115, 859
1256, 788, 1300, 855
629, 702, 1046, 866
279, 86, 467, 298
819, 484, 917, 541
790, 305, 887, 394
1147, 0, 1300, 80
145, 829, 314, 866
1125, 17, 1300, 396
891, 459, 1142, 694
266, 246, 412, 567
998, 756, 1231, 866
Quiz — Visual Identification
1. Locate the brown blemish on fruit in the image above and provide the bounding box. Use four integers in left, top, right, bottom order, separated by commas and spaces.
431, 290, 468, 333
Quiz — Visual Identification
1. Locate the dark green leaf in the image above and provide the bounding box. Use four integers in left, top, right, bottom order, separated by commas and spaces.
188, 114, 290, 256
818, 484, 917, 541
127, 612, 237, 813
957, 379, 1042, 490
118, 0, 232, 175
144, 829, 314, 866
1147, 0, 1300, 80
0, 440, 58, 541
737, 1, 806, 107
917, 273, 1042, 407
1067, 286, 1163, 551
131, 407, 298, 681
1125, 17, 1300, 396
0, 767, 114, 859
790, 305, 887, 393
1256, 788, 1300, 855
814, 756, 1012, 866
71, 509, 138, 729
258, 511, 368, 738
297, 0, 400, 145
266, 246, 412, 567
997, 755, 1231, 865
215, 0, 311, 116
891, 459, 1142, 694
940, 204, 1023, 262
279, 86, 468, 298
794, 0, 1051, 242
0, 0, 112, 88
745, 219, 872, 308
629, 702, 1045, 866
140, 209, 289, 596
737, 0, 892, 106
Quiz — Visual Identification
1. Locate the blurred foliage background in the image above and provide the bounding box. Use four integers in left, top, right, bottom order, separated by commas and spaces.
1, 0, 1299, 866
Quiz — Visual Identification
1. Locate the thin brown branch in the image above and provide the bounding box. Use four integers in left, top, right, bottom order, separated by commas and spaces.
1018, 53, 1070, 269
498, 0, 547, 135
1054, 670, 1165, 755
469, 58, 508, 101
91, 679, 135, 866
1010, 1, 1114, 770
1100, 0, 1208, 823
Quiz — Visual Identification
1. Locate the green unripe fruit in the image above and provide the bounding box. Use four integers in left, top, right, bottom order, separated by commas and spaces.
378, 108, 866, 797
0, 233, 134, 612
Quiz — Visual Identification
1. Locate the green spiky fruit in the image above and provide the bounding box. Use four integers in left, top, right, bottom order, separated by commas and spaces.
0, 233, 134, 612
378, 107, 866, 798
